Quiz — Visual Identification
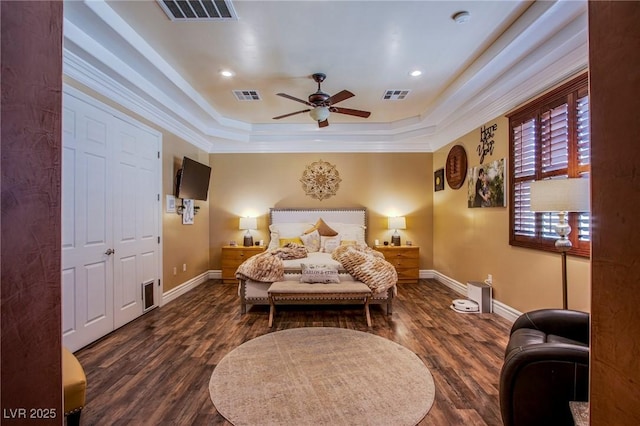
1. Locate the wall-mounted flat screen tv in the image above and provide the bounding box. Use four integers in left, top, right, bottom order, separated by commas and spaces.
175, 157, 211, 201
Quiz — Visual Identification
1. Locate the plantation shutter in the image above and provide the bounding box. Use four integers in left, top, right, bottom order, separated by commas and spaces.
512, 118, 536, 237
576, 90, 590, 241
508, 73, 590, 257
577, 92, 590, 168
540, 103, 569, 174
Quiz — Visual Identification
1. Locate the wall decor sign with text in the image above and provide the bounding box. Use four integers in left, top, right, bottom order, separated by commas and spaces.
300, 159, 342, 201
477, 123, 497, 164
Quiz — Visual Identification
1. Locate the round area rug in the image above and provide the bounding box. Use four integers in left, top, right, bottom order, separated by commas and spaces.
209, 327, 435, 426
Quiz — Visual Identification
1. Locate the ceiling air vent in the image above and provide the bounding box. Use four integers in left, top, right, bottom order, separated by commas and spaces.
158, 0, 238, 21
233, 90, 261, 101
383, 90, 410, 100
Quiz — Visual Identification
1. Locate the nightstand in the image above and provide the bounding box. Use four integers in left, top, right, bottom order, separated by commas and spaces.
221, 245, 265, 284
374, 245, 419, 284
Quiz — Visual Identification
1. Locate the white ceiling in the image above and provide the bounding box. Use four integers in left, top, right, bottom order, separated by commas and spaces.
62, 0, 588, 153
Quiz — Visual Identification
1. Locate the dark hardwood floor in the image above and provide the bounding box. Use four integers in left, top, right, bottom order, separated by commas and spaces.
75, 279, 512, 425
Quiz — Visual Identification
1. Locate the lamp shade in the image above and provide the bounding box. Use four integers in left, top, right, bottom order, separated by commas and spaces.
530, 178, 590, 212
239, 216, 257, 230
388, 216, 407, 230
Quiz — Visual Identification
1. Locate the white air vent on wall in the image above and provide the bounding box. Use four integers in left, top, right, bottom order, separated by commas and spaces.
233, 90, 261, 101
158, 0, 238, 21
383, 90, 410, 100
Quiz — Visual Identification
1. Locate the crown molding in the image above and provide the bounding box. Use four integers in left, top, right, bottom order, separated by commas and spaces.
62, 0, 588, 154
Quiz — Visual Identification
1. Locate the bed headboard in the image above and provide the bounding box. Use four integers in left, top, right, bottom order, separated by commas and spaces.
269, 207, 367, 238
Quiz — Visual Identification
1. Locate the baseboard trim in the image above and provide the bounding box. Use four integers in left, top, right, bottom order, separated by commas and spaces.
424, 270, 521, 323
164, 269, 521, 322
163, 271, 210, 305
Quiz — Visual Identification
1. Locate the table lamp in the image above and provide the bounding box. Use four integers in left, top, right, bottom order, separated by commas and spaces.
530, 178, 590, 309
239, 217, 257, 247
388, 216, 406, 247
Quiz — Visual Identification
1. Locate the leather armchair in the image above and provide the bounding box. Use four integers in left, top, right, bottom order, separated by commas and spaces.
499, 309, 589, 426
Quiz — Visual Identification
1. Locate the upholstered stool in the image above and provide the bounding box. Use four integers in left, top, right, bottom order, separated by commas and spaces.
62, 347, 86, 426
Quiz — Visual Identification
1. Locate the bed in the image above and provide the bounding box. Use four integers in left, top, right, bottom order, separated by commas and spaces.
237, 207, 396, 315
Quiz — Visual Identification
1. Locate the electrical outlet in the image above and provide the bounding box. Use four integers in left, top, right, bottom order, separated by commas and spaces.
173, 267, 177, 276
182, 263, 187, 272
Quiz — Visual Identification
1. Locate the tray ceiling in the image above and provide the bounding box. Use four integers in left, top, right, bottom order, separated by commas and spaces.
63, 0, 588, 153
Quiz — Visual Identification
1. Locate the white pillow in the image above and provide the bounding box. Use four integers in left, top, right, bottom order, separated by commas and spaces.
327, 223, 366, 246
299, 230, 321, 252
321, 235, 342, 253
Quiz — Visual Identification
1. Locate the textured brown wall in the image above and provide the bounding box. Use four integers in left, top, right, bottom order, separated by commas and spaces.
1, 1, 63, 423
589, 2, 640, 424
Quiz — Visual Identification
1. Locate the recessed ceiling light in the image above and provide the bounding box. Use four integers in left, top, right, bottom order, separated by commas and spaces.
220, 70, 235, 77
410, 70, 422, 77
452, 11, 471, 24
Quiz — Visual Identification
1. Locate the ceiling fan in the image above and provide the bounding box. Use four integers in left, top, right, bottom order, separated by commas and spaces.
273, 73, 371, 128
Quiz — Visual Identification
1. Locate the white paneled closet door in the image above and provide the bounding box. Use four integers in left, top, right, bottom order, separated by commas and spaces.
62, 89, 161, 352
62, 95, 115, 352
112, 117, 161, 329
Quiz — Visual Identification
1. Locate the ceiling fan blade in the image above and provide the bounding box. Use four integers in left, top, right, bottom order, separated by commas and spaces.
276, 93, 314, 107
331, 107, 371, 118
273, 109, 311, 120
318, 119, 329, 128
327, 90, 354, 105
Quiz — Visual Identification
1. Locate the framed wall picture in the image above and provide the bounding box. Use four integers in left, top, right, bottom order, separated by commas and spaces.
182, 199, 195, 224
467, 158, 506, 208
434, 168, 445, 191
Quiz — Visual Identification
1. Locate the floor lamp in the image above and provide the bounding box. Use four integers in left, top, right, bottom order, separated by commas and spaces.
530, 178, 590, 309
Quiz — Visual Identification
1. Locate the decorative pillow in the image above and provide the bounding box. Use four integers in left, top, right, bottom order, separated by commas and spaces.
305, 218, 338, 237
299, 230, 321, 252
279, 236, 303, 247
328, 223, 366, 246
321, 235, 342, 253
267, 222, 314, 250
300, 263, 340, 284
340, 240, 357, 246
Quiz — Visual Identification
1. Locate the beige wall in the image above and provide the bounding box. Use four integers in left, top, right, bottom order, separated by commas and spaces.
66, 79, 591, 313
433, 117, 590, 313
64, 79, 211, 293
161, 138, 210, 292
208, 153, 433, 270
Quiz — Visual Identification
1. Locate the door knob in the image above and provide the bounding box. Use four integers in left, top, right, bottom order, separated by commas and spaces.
105, 248, 115, 255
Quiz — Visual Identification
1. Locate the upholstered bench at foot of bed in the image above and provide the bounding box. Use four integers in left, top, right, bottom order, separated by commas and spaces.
267, 281, 372, 328
240, 278, 395, 316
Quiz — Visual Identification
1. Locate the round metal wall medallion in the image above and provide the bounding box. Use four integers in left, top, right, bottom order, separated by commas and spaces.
300, 160, 341, 201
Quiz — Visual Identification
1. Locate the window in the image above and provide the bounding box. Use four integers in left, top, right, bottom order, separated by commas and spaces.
508, 73, 590, 257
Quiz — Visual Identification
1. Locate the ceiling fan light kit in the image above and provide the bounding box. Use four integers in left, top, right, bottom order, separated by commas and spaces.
273, 72, 371, 128
309, 106, 330, 122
